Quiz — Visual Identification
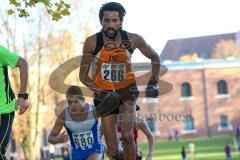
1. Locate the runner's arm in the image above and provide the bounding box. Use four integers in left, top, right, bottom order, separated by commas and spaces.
48, 113, 67, 144
79, 36, 100, 93
15, 57, 28, 94
134, 34, 160, 80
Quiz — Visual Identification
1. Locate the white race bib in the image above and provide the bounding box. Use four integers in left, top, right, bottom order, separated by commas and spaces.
72, 131, 94, 149
101, 63, 126, 82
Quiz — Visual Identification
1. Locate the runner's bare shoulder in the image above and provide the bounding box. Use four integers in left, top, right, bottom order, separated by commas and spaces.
57, 109, 66, 122
123, 31, 144, 50
83, 34, 98, 53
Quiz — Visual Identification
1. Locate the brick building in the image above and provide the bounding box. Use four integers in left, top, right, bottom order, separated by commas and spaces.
135, 59, 240, 140
136, 31, 240, 141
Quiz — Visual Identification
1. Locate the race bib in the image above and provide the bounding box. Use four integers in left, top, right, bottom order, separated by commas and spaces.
101, 63, 126, 82
72, 131, 94, 149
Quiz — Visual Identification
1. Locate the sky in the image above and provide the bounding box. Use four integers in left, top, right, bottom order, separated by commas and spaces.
1, 0, 240, 62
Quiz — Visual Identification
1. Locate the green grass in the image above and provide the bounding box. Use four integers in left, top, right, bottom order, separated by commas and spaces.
139, 136, 239, 160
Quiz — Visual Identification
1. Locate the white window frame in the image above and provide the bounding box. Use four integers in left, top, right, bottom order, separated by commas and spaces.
218, 115, 233, 131
142, 97, 159, 104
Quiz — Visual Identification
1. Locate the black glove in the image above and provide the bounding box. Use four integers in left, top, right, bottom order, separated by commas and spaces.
146, 78, 159, 98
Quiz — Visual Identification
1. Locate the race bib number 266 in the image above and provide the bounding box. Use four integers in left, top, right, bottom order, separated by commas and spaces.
101, 63, 126, 82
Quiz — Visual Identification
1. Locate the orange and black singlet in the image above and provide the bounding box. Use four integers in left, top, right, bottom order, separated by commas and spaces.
90, 30, 135, 90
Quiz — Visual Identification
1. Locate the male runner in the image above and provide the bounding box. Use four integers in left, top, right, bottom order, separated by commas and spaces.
48, 86, 104, 160
0, 45, 29, 160
80, 2, 160, 160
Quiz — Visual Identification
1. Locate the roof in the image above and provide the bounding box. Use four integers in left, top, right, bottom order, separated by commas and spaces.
160, 32, 236, 61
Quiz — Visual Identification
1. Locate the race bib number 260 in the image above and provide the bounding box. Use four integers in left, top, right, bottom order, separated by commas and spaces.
72, 131, 94, 149
101, 63, 126, 82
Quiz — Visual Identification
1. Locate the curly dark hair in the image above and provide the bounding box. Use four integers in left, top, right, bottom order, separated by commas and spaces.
99, 2, 126, 23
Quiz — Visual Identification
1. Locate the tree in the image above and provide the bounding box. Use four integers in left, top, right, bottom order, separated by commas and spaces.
179, 53, 199, 62
1, 1, 93, 158
0, 8, 32, 159
0, 7, 68, 159
212, 40, 240, 59
7, 0, 70, 21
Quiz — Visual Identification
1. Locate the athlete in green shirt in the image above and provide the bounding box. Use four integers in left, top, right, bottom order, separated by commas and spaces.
0, 45, 29, 160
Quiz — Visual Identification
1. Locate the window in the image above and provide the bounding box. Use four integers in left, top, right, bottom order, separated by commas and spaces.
218, 115, 232, 131
220, 115, 229, 128
181, 82, 192, 97
217, 80, 228, 94
184, 116, 195, 131
146, 117, 156, 133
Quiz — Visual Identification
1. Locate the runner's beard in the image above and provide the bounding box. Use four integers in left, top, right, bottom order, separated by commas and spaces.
104, 27, 118, 40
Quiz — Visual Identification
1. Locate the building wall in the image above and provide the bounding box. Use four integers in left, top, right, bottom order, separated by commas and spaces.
206, 68, 240, 136
136, 65, 240, 141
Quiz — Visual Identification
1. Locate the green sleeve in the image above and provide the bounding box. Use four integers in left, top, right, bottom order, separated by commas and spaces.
0, 45, 19, 69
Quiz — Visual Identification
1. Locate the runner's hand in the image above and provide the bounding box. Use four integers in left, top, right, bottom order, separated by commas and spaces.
57, 131, 69, 143
146, 78, 159, 98
16, 98, 29, 114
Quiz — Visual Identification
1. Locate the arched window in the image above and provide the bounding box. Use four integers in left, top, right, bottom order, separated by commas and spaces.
217, 80, 228, 94
181, 82, 192, 97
